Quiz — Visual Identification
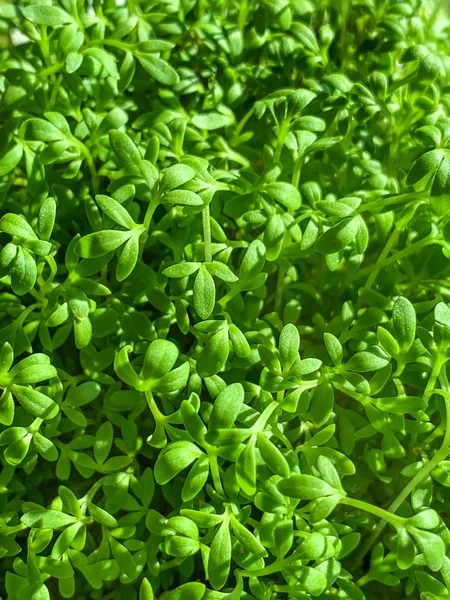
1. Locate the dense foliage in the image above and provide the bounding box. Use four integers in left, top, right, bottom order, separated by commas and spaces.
1, 0, 450, 598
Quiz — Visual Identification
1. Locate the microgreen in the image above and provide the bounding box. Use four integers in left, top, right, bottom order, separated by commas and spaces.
1, 0, 450, 599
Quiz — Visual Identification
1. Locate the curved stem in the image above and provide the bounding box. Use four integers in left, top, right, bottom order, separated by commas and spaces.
339, 496, 405, 528
207, 449, 225, 498
357, 191, 428, 216
144, 196, 159, 230
351, 233, 436, 281
363, 227, 400, 293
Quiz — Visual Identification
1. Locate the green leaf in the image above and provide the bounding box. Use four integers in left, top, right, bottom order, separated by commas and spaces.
406, 149, 445, 186
263, 182, 301, 210
96, 195, 136, 229
163, 262, 200, 278
278, 474, 336, 499
142, 339, 179, 380
196, 327, 229, 378
11, 248, 36, 295
324, 333, 343, 365
230, 515, 266, 555
181, 455, 210, 502
373, 395, 426, 414
66, 52, 83, 73
0, 144, 23, 177
109, 536, 136, 578
194, 266, 216, 320
93, 421, 113, 465
139, 578, 154, 600
346, 350, 390, 372
162, 190, 203, 206
408, 508, 440, 530
137, 54, 179, 85
257, 432, 289, 477
113, 345, 141, 389
12, 385, 59, 419
396, 529, 416, 570
21, 510, 77, 529
109, 130, 142, 173
415, 571, 448, 596
309, 382, 334, 427
236, 435, 257, 495
392, 297, 416, 352
431, 154, 450, 216
192, 113, 233, 130
22, 5, 73, 25
4, 434, 32, 466
154, 441, 203, 485
206, 261, 238, 282
209, 383, 244, 429
151, 361, 190, 393
408, 528, 445, 571
0, 213, 36, 240
88, 502, 117, 527
315, 218, 359, 254
116, 234, 140, 281
33, 433, 58, 462
165, 535, 200, 557
161, 164, 196, 192
12, 364, 57, 384
37, 197, 56, 241
75, 230, 131, 258
279, 323, 300, 372
163, 582, 206, 600
23, 118, 66, 142
209, 519, 231, 590
84, 48, 118, 78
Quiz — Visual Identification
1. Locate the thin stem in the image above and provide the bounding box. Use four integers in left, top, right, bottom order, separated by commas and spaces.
207, 449, 225, 497
45, 255, 58, 286
291, 155, 303, 189
274, 121, 289, 163
89, 39, 129, 51
232, 107, 255, 143
357, 190, 428, 216
253, 401, 279, 431
362, 227, 400, 293
340, 496, 405, 527
274, 260, 286, 314
202, 204, 212, 263
160, 557, 187, 572
38, 61, 65, 79
144, 196, 159, 230
218, 286, 241, 307
144, 391, 165, 422
72, 139, 99, 194
238, 559, 285, 578
351, 233, 436, 282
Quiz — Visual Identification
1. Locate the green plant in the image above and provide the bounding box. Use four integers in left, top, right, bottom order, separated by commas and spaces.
1, 0, 450, 598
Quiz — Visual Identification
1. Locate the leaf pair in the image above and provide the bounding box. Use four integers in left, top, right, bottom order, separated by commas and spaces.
114, 339, 190, 394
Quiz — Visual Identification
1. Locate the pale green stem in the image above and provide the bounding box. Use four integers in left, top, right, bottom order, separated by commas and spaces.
207, 449, 225, 498
291, 155, 303, 189
144, 196, 159, 230
232, 107, 255, 143
351, 233, 436, 281
363, 227, 400, 292
339, 497, 405, 528
357, 190, 428, 216
202, 204, 212, 263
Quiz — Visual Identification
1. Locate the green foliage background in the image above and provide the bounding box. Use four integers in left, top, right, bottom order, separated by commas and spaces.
1, 0, 450, 599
